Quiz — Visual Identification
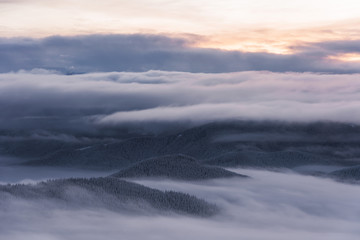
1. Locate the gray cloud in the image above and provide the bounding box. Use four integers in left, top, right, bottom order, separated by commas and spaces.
297, 40, 360, 55
1, 34, 360, 74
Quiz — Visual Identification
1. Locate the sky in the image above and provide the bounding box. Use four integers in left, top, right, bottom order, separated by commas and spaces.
1, 0, 360, 56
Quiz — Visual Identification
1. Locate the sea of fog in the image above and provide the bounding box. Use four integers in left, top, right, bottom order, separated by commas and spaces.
0, 164, 360, 240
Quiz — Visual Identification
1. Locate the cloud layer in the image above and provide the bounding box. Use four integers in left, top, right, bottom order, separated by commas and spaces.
1, 169, 360, 240
0, 69, 359, 136
1, 34, 360, 74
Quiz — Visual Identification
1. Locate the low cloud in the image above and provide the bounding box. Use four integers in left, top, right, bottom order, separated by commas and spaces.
98, 101, 360, 124
1, 169, 360, 239
1, 70, 360, 136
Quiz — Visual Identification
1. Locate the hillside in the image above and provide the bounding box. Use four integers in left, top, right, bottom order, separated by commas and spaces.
1, 121, 359, 170
111, 154, 246, 180
205, 150, 334, 168
0, 177, 218, 216
329, 165, 360, 182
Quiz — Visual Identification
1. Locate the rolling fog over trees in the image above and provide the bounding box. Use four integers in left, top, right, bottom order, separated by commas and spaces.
1, 169, 360, 240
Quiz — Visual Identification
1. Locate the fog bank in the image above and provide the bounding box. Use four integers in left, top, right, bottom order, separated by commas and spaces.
1, 70, 360, 136
1, 169, 360, 240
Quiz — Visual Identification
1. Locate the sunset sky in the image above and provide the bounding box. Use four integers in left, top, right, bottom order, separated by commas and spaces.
2, 0, 360, 55
1, 0, 360, 75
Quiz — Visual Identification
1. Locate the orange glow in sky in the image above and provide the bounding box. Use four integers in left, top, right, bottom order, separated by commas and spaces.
1, 0, 360, 54
328, 53, 360, 62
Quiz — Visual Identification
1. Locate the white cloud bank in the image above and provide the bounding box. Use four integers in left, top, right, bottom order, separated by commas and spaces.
1, 169, 360, 240
1, 70, 360, 133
